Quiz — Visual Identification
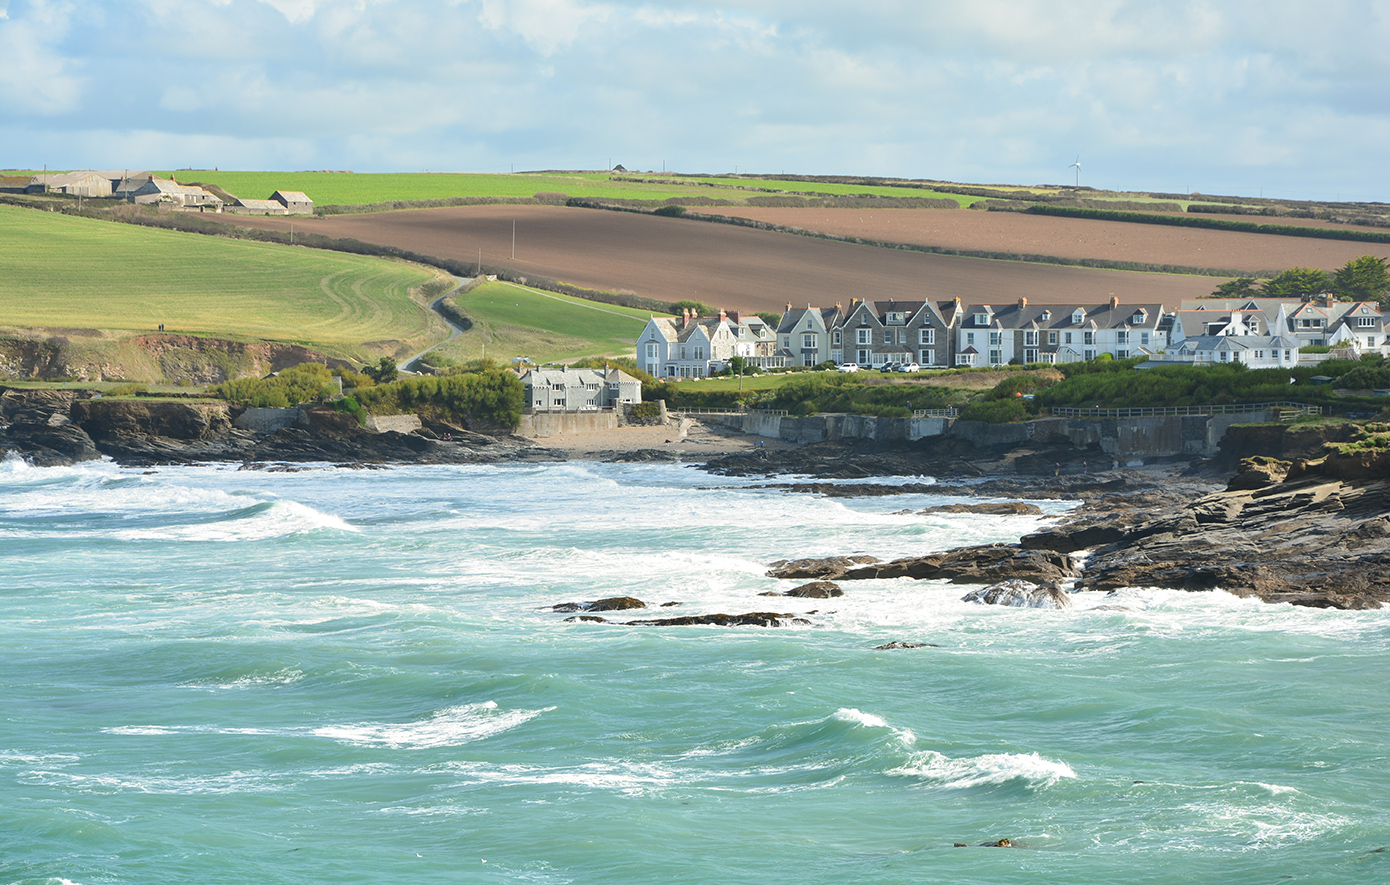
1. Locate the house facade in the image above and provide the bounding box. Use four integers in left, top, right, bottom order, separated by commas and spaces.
777, 305, 842, 367
519, 367, 641, 411
1144, 334, 1301, 369
954, 297, 1167, 366
832, 298, 958, 368
637, 309, 785, 378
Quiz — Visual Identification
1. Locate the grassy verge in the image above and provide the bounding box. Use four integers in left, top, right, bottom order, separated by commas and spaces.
435, 280, 652, 364
0, 205, 446, 361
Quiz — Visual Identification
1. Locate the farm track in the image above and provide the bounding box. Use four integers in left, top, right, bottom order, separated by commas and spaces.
222, 205, 1390, 314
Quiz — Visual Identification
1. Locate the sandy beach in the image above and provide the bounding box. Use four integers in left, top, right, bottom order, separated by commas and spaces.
521, 417, 797, 458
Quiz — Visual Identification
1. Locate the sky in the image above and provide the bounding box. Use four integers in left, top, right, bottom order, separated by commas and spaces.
2, 0, 1388, 203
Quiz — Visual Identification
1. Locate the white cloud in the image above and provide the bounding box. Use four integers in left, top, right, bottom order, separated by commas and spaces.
475, 0, 614, 54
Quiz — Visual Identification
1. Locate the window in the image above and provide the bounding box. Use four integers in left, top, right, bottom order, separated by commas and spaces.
1254, 350, 1265, 359
956, 354, 974, 366
1084, 349, 1095, 360
645, 343, 658, 359
989, 349, 1002, 365
1141, 332, 1150, 346
899, 329, 909, 345
1116, 330, 1128, 344
966, 332, 975, 346
782, 336, 790, 348
832, 331, 841, 345
919, 328, 935, 345
974, 313, 989, 325
1064, 332, 1073, 344
1025, 349, 1038, 363
989, 331, 1001, 346
1084, 331, 1095, 345
1024, 331, 1037, 346
857, 329, 871, 345
857, 348, 871, 364
1285, 350, 1292, 360
1359, 316, 1376, 327
884, 330, 893, 345
886, 312, 905, 325
694, 347, 704, 360
1116, 349, 1128, 359
1048, 331, 1058, 345
920, 349, 934, 365
802, 333, 815, 349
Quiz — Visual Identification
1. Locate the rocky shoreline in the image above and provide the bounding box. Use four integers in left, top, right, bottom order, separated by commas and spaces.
5, 386, 1389, 610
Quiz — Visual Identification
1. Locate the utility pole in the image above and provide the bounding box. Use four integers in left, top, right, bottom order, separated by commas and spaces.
511, 220, 516, 260
477, 248, 481, 276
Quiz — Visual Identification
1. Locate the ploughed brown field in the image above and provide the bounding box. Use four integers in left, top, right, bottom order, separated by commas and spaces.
220, 205, 1385, 314
703, 207, 1390, 276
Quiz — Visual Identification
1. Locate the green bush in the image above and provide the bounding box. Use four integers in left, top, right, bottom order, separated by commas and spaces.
217, 363, 337, 407
353, 369, 523, 430
958, 398, 1032, 423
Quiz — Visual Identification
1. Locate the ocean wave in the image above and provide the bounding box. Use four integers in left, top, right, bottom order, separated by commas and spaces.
888, 750, 1078, 789
312, 701, 551, 749
111, 499, 357, 542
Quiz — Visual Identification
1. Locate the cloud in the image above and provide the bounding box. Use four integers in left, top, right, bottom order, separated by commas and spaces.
0, 0, 1385, 201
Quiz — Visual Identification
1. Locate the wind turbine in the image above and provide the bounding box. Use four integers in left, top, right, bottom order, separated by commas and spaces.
1068, 156, 1082, 187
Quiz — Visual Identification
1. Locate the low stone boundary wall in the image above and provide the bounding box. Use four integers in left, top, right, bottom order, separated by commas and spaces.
518, 410, 621, 438
365, 414, 422, 434
234, 407, 298, 433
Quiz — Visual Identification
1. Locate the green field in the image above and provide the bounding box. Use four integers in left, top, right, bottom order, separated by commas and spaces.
153, 171, 726, 208
0, 205, 445, 358
435, 280, 651, 364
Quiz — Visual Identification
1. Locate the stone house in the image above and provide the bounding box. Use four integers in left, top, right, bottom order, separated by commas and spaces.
272, 191, 314, 214
519, 367, 641, 411
637, 309, 785, 378
835, 298, 958, 368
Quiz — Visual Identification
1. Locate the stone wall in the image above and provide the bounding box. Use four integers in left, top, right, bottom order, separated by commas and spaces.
235, 407, 299, 433
517, 410, 621, 438
365, 414, 422, 434
697, 409, 1279, 461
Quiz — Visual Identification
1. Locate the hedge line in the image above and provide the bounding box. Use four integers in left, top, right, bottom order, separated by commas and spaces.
1026, 205, 1390, 244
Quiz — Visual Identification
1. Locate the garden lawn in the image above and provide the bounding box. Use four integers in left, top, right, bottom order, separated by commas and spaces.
437, 280, 651, 364
0, 205, 445, 358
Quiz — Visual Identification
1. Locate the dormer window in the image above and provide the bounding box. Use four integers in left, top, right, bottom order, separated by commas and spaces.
1040, 310, 1051, 321
974, 313, 989, 325
886, 312, 905, 326
1072, 309, 1085, 324
1131, 310, 1147, 324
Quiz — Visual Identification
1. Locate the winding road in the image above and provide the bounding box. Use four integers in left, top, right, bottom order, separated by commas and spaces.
400, 275, 471, 373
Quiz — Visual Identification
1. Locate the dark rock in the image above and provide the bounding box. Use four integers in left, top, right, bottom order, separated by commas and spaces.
874, 641, 940, 649
766, 555, 881, 580
1226, 456, 1291, 491
842, 544, 1079, 585
622, 612, 811, 627
551, 596, 646, 613
660, 601, 682, 607
962, 579, 1071, 609
920, 501, 1044, 516
564, 615, 609, 623
786, 581, 843, 598
981, 839, 1014, 848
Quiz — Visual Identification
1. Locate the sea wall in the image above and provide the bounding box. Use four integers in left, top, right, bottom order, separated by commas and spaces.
365, 414, 422, 434
696, 409, 1280, 461
518, 411, 620, 438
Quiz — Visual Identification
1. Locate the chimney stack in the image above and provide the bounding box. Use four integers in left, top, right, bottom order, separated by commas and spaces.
786, 302, 792, 313
1017, 296, 1028, 309
1109, 296, 1120, 309
719, 308, 727, 321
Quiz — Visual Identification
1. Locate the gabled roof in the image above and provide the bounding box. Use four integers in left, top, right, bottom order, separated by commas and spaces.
272, 190, 312, 204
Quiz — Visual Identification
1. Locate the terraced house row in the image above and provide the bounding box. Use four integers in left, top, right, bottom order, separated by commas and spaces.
637, 294, 1390, 376
636, 296, 1170, 377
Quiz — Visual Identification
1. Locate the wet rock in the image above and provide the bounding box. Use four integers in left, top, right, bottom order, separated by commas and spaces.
766, 555, 880, 580
842, 544, 1079, 585
920, 501, 1044, 516
551, 596, 646, 613
622, 612, 811, 627
874, 641, 940, 650
962, 579, 1071, 609
564, 615, 609, 623
786, 581, 843, 598
981, 839, 1014, 848
660, 601, 682, 607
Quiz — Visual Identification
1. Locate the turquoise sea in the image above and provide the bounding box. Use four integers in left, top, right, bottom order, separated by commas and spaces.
2, 457, 1387, 884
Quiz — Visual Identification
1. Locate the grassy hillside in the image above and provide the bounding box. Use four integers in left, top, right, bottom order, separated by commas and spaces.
434, 280, 651, 364
0, 205, 446, 359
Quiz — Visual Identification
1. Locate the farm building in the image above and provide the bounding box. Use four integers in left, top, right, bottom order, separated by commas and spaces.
272, 191, 314, 214
127, 178, 222, 209
519, 367, 641, 412
26, 171, 112, 197
230, 198, 288, 215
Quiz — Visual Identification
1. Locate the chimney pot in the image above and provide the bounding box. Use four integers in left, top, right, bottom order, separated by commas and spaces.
1109, 296, 1120, 309
1018, 296, 1028, 308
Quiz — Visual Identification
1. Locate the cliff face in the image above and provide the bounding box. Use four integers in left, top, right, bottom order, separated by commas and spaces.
0, 334, 343, 384
70, 399, 232, 441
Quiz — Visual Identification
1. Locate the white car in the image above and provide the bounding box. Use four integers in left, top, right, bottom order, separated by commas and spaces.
895, 362, 921, 373
837, 363, 860, 373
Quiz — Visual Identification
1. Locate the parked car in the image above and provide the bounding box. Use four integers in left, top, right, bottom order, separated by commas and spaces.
837, 363, 860, 373
878, 362, 899, 373
896, 362, 921, 373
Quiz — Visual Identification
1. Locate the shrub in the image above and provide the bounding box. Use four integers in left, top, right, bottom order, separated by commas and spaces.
216, 363, 337, 407
958, 398, 1031, 423
652, 205, 686, 217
